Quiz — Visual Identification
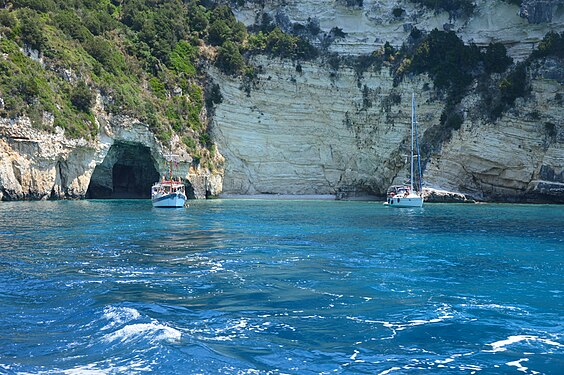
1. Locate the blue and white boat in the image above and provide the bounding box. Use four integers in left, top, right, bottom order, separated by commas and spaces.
385, 93, 424, 208
151, 154, 187, 208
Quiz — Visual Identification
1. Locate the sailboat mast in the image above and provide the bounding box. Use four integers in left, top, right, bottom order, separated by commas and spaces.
410, 93, 415, 191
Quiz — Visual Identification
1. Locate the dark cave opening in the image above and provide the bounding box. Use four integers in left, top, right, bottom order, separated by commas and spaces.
86, 141, 160, 199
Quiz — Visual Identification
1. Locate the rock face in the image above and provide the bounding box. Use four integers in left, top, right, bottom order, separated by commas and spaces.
232, 0, 564, 60
211, 57, 440, 197
204, 0, 564, 203
1, 1, 562, 203
520, 0, 561, 24
211, 53, 563, 202
424, 57, 564, 203
0, 110, 223, 201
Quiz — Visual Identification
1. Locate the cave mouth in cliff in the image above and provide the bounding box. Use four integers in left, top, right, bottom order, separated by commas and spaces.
86, 141, 160, 199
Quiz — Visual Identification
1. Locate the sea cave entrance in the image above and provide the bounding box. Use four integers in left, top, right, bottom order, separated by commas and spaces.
86, 141, 160, 199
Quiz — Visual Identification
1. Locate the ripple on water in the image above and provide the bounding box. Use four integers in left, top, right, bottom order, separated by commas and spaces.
1, 200, 563, 374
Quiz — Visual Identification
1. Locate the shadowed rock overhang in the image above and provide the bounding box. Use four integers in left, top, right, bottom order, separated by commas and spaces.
86, 141, 159, 199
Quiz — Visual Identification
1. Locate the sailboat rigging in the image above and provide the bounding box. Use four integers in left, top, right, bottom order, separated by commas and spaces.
385, 93, 424, 208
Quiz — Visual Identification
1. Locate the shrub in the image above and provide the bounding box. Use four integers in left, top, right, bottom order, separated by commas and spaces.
18, 10, 46, 52
500, 63, 528, 106
442, 110, 463, 130
331, 27, 347, 39
169, 40, 197, 76
340, 0, 363, 7
205, 83, 223, 109
148, 77, 166, 99
409, 0, 475, 17
187, 1, 209, 35
408, 29, 480, 93
70, 81, 93, 112
483, 42, 512, 74
531, 31, 564, 59
216, 41, 245, 75
392, 7, 405, 18
208, 19, 231, 46
12, 0, 56, 12
54, 11, 92, 42
0, 10, 16, 28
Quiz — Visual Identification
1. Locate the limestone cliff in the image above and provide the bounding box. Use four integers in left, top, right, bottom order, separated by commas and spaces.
232, 0, 564, 60
424, 57, 563, 202
211, 57, 440, 197
0, 101, 224, 201
0, 0, 562, 203
209, 0, 563, 202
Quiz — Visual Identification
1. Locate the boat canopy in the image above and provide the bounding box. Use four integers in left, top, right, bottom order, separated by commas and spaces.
386, 185, 412, 195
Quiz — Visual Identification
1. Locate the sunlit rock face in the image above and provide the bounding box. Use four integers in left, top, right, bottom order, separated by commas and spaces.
0, 110, 223, 201
211, 57, 441, 197
210, 0, 563, 202
231, 0, 564, 61
424, 57, 564, 203
211, 53, 563, 202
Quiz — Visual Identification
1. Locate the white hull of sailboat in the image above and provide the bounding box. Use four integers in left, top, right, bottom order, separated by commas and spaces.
385, 195, 424, 208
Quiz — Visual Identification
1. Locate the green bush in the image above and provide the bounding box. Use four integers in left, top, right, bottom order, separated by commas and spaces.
216, 41, 245, 75
207, 5, 245, 46
392, 7, 405, 17
54, 11, 92, 42
0, 10, 16, 28
408, 29, 480, 93
70, 81, 93, 112
187, 1, 209, 35
148, 77, 166, 99
18, 9, 46, 52
12, 0, 56, 12
500, 63, 527, 106
169, 40, 197, 76
531, 31, 564, 59
483, 42, 512, 74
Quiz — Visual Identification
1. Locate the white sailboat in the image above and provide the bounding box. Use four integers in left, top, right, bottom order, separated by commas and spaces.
385, 93, 424, 208
151, 153, 187, 208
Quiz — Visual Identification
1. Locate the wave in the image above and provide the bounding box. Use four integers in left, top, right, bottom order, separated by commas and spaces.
101, 306, 141, 330
486, 335, 563, 353
102, 322, 181, 344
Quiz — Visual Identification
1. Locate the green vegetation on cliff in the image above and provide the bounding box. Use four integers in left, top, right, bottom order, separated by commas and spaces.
1, 0, 208, 148
0, 0, 316, 160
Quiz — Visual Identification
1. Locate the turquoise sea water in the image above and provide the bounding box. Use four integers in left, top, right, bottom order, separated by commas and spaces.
0, 199, 562, 374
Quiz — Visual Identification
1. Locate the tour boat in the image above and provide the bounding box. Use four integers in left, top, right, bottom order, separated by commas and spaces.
385, 93, 424, 208
151, 154, 187, 208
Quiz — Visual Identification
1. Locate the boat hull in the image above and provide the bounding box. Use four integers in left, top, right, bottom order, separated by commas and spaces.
152, 193, 186, 208
385, 196, 424, 208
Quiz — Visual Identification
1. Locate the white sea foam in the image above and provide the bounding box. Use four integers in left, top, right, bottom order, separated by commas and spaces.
486, 335, 563, 353
350, 350, 359, 360
103, 322, 181, 343
101, 306, 140, 330
382, 305, 454, 334
61, 363, 109, 374
378, 366, 402, 375
461, 303, 528, 313
58, 359, 152, 375
506, 358, 529, 373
